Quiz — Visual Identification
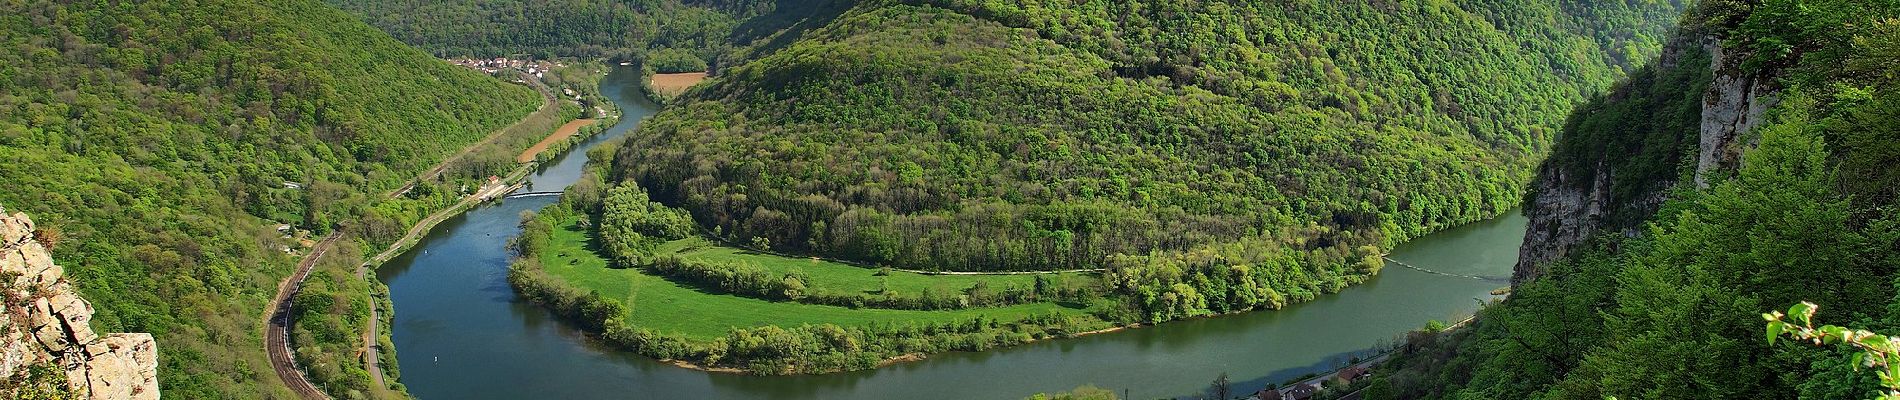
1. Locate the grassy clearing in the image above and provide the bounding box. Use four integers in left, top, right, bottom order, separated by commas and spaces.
538, 219, 1094, 339
653, 238, 1095, 297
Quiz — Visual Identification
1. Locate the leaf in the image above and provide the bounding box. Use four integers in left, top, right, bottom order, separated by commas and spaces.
1791, 302, 1816, 324
1767, 321, 1786, 344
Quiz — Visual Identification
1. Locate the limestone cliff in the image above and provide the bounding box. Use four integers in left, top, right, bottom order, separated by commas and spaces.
1513, 35, 1775, 284
0, 207, 159, 399
1695, 40, 1778, 187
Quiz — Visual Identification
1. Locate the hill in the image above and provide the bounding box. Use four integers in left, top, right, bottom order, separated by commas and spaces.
322, 0, 852, 71
0, 0, 540, 397
608, 1, 1684, 285
1369, 1, 1900, 398
498, 0, 1696, 376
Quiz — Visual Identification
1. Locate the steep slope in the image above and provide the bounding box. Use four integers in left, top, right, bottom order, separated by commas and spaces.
610, 0, 1681, 280
323, 0, 840, 66
1512, 35, 1713, 283
0, 0, 540, 397
1, 207, 159, 400
1370, 1, 1900, 398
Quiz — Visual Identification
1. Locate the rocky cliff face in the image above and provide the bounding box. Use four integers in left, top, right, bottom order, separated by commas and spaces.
1695, 40, 1778, 187
1513, 36, 1774, 284
0, 207, 159, 399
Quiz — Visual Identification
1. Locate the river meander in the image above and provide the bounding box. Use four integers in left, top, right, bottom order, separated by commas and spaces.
379, 66, 1528, 399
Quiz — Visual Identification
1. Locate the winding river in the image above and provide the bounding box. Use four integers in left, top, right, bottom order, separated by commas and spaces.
378, 66, 1528, 399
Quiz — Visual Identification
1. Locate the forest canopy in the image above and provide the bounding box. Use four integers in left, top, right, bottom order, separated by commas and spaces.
0, 0, 539, 397
607, 1, 1685, 281
1369, 1, 1900, 398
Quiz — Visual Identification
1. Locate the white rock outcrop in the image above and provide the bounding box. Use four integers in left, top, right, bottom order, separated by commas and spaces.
0, 207, 159, 399
1695, 39, 1778, 187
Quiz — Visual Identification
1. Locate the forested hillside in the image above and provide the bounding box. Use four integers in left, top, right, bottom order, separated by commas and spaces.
609, 0, 1683, 284
0, 0, 539, 397
1371, 1, 1900, 398
324, 0, 853, 72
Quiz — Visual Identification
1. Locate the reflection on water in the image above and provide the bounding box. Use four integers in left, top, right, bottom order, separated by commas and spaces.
382, 66, 1529, 399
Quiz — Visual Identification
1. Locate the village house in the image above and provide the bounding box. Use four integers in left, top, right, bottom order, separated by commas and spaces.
1283, 382, 1322, 400
1334, 365, 1371, 385
1251, 388, 1284, 400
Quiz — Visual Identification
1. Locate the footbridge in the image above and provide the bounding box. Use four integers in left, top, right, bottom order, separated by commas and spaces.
1381, 256, 1511, 282
504, 191, 564, 199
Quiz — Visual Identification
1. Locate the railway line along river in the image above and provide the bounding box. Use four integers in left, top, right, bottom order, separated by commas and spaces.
379, 66, 1530, 399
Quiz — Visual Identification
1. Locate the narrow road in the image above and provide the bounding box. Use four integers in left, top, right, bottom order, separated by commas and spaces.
267, 68, 559, 399
364, 306, 382, 390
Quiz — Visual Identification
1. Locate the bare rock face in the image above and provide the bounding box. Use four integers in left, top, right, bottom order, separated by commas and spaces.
1512, 160, 1610, 284
0, 207, 160, 399
1695, 39, 1778, 187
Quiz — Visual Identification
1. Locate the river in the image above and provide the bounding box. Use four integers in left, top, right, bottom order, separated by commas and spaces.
378, 66, 1528, 399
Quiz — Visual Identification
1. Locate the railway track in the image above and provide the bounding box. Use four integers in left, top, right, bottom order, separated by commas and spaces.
265, 234, 339, 400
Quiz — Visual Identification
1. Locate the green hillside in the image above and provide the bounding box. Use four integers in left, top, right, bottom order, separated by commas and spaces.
0, 0, 539, 397
1370, 1, 1900, 398
322, 0, 843, 69
484, 0, 1703, 375
609, 1, 1682, 287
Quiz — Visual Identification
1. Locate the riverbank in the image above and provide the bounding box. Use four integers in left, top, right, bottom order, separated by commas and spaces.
504, 182, 1526, 381
647, 323, 1135, 375
514, 186, 1500, 377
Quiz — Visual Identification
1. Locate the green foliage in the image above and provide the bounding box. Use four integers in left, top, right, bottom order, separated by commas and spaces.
1768, 302, 1900, 400
1535, 40, 1712, 225
1371, 2, 1900, 398
323, 0, 833, 67
646, 47, 709, 73
0, 365, 80, 400
611, 2, 1681, 295
598, 185, 698, 264
0, 0, 538, 397
510, 204, 1110, 374
1026, 385, 1120, 400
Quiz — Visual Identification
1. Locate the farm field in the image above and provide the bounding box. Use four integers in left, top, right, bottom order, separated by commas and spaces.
648, 72, 707, 96
517, 118, 599, 163
651, 238, 1096, 298
536, 217, 1099, 339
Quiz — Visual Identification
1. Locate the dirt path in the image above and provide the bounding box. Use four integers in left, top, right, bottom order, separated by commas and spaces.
517, 119, 598, 163
269, 70, 558, 400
